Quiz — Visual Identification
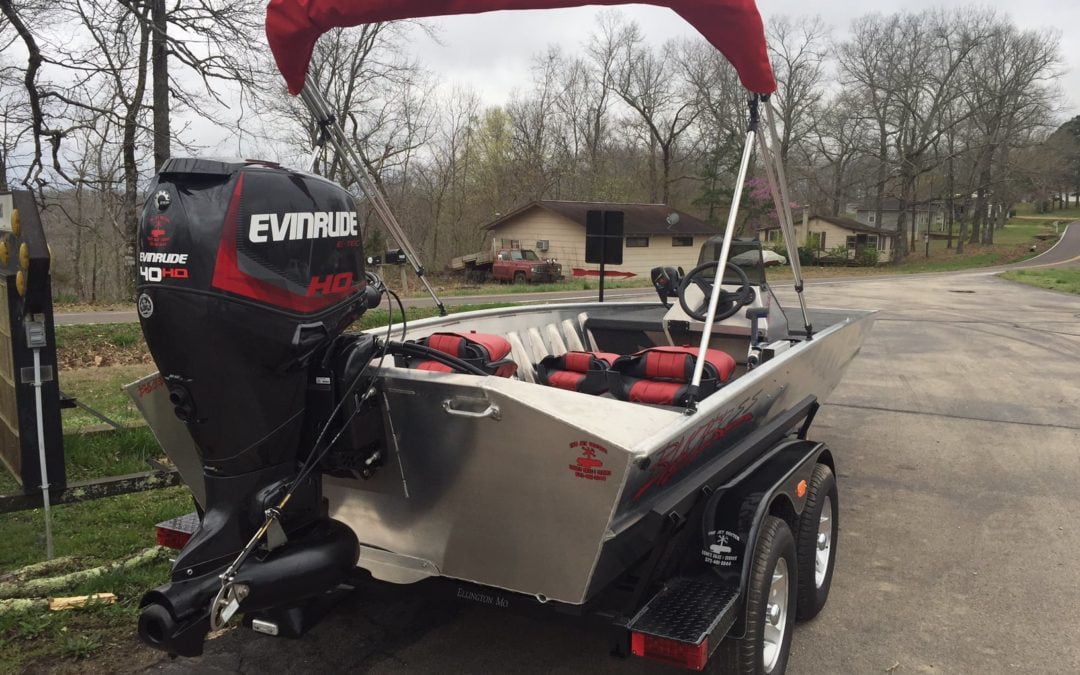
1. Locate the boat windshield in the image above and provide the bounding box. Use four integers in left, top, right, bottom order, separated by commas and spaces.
696, 238, 767, 285
512, 250, 539, 261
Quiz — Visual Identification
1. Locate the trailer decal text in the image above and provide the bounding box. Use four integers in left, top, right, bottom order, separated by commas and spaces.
568, 440, 611, 482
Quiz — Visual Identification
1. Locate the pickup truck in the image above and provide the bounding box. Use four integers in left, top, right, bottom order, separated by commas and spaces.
451, 246, 562, 284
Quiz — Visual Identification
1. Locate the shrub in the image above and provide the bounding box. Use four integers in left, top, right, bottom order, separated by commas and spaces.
855, 246, 879, 266
828, 244, 850, 259
796, 246, 818, 266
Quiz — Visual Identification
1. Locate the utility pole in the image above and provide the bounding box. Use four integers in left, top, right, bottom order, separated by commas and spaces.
151, 0, 169, 171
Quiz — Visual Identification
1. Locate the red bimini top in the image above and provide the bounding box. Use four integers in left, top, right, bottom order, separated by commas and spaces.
265, 0, 777, 96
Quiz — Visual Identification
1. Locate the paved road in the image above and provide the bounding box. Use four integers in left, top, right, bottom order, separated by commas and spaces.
56, 222, 1080, 326
141, 237, 1080, 673
52, 286, 657, 325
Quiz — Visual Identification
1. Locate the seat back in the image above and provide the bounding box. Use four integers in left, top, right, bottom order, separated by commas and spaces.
411, 331, 517, 378
609, 346, 735, 406
536, 351, 620, 394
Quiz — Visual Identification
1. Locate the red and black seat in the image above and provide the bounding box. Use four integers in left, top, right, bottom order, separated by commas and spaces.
608, 346, 736, 406
536, 351, 620, 394
410, 331, 517, 378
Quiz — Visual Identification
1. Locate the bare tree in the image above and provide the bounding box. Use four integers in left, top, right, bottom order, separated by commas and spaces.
767, 15, 828, 164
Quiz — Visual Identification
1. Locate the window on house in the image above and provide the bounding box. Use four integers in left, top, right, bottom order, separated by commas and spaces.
868, 235, 879, 249
868, 213, 876, 224
626, 236, 649, 248
846, 235, 857, 249
806, 232, 826, 250
672, 236, 693, 247
500, 239, 520, 249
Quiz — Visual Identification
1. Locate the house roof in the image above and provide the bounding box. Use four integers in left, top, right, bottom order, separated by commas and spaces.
855, 199, 944, 212
811, 214, 898, 237
483, 200, 716, 236
757, 214, 897, 237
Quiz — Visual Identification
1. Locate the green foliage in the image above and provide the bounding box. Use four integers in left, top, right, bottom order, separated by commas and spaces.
827, 244, 850, 259
854, 246, 879, 266
59, 633, 103, 660
796, 246, 818, 266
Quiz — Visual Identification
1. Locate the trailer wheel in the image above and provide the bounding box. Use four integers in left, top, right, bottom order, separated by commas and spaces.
714, 516, 797, 675
795, 463, 838, 621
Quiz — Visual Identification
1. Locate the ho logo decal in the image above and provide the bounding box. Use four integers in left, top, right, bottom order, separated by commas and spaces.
306, 272, 354, 297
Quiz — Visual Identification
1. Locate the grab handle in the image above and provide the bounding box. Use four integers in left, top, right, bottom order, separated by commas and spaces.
442, 398, 501, 421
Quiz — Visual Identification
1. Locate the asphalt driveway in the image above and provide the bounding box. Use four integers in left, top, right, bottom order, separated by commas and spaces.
141, 264, 1080, 674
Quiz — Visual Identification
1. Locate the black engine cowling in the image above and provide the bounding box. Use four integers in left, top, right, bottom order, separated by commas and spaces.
135, 158, 377, 655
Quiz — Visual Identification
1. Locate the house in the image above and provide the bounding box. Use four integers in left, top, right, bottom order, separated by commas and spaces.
758, 214, 897, 263
480, 201, 717, 278
854, 199, 946, 232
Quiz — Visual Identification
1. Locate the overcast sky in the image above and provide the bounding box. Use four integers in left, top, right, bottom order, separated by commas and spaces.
403, 0, 1079, 113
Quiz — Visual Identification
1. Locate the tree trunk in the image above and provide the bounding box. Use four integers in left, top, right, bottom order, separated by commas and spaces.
874, 125, 887, 229
123, 7, 152, 261
151, 0, 170, 171
969, 184, 986, 245
894, 168, 914, 259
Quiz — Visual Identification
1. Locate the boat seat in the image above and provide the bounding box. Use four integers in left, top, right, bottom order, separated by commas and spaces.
536, 351, 620, 394
608, 346, 735, 406
410, 331, 518, 378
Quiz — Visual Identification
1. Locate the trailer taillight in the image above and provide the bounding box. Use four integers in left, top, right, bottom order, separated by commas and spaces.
156, 526, 192, 550
630, 632, 709, 671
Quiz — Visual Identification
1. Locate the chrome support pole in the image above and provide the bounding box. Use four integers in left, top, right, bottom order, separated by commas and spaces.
298, 74, 446, 316
763, 101, 812, 337
687, 98, 758, 413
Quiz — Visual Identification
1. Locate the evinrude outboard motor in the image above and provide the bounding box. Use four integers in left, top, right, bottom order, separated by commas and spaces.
135, 158, 382, 656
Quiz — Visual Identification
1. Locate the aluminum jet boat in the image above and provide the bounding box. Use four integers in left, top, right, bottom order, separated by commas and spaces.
132, 2, 875, 672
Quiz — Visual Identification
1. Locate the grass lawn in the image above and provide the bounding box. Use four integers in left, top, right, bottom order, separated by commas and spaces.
1001, 268, 1080, 295
0, 487, 189, 672
1013, 202, 1080, 220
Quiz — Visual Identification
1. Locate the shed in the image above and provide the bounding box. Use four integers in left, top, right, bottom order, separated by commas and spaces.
481, 201, 717, 278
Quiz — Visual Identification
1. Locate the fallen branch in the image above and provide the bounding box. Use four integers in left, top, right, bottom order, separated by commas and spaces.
0, 556, 81, 584
50, 593, 117, 611
0, 547, 169, 599
0, 597, 48, 614
0, 593, 117, 616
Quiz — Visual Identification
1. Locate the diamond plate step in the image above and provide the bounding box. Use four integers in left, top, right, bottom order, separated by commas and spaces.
628, 572, 740, 644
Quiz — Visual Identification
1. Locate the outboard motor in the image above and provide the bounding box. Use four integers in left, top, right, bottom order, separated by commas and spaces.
134, 158, 381, 656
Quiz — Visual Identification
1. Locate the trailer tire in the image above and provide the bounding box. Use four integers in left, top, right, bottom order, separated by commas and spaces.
714, 515, 797, 675
795, 463, 837, 621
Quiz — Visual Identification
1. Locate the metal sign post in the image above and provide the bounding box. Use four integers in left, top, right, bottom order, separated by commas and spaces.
585, 210, 624, 303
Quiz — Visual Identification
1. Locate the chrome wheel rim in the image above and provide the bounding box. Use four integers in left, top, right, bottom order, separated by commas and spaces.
762, 556, 789, 673
815, 496, 833, 588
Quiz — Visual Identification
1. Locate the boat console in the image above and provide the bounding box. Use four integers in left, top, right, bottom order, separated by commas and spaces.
586, 237, 792, 370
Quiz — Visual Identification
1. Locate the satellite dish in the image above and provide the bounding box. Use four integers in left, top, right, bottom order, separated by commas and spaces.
666, 212, 680, 228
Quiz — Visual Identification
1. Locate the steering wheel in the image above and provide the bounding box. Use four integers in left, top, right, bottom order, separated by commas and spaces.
677, 261, 755, 322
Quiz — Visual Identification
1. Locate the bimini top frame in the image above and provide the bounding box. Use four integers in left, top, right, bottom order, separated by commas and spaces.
266, 0, 812, 412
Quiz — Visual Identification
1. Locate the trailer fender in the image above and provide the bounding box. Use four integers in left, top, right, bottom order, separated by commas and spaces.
701, 438, 827, 639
